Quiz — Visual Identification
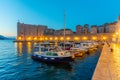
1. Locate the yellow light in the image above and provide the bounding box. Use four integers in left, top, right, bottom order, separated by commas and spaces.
54, 37, 58, 40
27, 37, 31, 40
83, 37, 87, 40
40, 37, 43, 41
49, 37, 53, 40
19, 42, 22, 45
103, 36, 107, 40
27, 42, 31, 54
74, 37, 79, 41
116, 32, 118, 35
45, 37, 48, 40
92, 36, 97, 40
34, 37, 37, 40
66, 37, 70, 41
60, 37, 64, 41
18, 42, 22, 55
18, 36, 22, 40
112, 34, 116, 37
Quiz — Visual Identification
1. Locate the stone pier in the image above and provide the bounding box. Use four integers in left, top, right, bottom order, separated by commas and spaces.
92, 42, 120, 80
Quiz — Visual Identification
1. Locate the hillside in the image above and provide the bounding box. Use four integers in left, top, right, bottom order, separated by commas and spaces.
0, 35, 8, 40
0, 35, 15, 40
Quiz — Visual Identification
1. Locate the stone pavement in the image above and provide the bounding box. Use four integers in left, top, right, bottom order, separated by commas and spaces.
92, 42, 120, 80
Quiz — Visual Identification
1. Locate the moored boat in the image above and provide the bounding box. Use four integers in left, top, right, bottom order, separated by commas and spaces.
32, 43, 74, 63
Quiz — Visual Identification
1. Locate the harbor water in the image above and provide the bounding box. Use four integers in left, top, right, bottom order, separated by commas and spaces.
0, 40, 102, 80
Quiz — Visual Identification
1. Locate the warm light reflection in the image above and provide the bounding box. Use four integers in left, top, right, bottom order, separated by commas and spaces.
27, 42, 32, 54
18, 42, 22, 56
27, 36, 32, 40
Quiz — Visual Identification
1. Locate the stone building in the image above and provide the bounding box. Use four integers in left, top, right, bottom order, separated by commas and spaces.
108, 22, 117, 33
44, 28, 55, 35
76, 25, 83, 34
90, 25, 97, 34
98, 26, 105, 33
54, 29, 73, 35
17, 22, 48, 40
83, 24, 89, 34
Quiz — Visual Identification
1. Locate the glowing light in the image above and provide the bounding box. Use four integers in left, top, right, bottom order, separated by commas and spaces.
45, 37, 48, 40
92, 36, 97, 40
116, 32, 118, 35
66, 37, 70, 41
112, 34, 116, 37
60, 37, 64, 41
54, 37, 58, 40
18, 36, 22, 40
27, 42, 32, 54
83, 37, 87, 40
49, 37, 53, 40
34, 37, 37, 40
74, 37, 79, 41
103, 36, 107, 40
27, 36, 32, 40
27, 42, 31, 45
40, 37, 43, 41
18, 42, 22, 55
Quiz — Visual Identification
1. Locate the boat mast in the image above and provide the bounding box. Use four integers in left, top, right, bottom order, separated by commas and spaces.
64, 11, 66, 50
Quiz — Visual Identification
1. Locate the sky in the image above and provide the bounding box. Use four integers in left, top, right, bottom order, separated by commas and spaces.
0, 0, 120, 36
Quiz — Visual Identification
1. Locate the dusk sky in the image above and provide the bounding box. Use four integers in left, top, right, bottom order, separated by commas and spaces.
0, 0, 120, 36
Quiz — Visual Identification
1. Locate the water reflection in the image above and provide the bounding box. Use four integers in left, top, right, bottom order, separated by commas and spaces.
14, 42, 102, 80
38, 61, 73, 72
75, 53, 88, 60
16, 42, 33, 56
27, 42, 32, 54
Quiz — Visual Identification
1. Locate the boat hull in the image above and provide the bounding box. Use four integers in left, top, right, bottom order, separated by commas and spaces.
32, 54, 74, 63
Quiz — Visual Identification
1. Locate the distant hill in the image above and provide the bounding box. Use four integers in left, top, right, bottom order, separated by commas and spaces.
0, 35, 8, 40
0, 35, 15, 40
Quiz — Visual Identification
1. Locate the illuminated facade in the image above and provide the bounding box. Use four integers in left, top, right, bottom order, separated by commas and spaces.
17, 22, 48, 40
76, 25, 83, 34
90, 26, 97, 34
17, 18, 119, 42
98, 26, 104, 33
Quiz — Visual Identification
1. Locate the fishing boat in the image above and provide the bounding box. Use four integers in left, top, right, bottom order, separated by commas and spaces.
80, 41, 98, 52
70, 42, 88, 57
32, 43, 74, 63
59, 42, 73, 50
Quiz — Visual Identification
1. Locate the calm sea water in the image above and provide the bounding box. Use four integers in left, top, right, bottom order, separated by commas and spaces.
0, 40, 102, 80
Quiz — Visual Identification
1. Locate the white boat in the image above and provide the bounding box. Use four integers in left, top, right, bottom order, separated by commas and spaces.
70, 43, 88, 57
32, 43, 74, 63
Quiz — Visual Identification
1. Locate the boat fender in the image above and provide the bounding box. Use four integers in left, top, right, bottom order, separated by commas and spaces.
61, 53, 63, 55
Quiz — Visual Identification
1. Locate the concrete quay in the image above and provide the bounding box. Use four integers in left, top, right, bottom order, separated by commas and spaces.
92, 42, 120, 80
